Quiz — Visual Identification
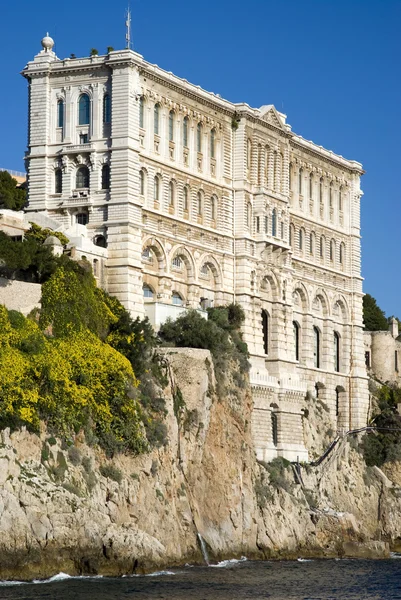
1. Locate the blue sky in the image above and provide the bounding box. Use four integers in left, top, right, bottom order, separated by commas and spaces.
1, 0, 400, 318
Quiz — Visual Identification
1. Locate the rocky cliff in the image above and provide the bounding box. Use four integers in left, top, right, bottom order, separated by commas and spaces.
0, 348, 400, 580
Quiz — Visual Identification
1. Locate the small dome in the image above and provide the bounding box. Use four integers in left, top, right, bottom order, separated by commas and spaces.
41, 34, 55, 52
43, 235, 62, 246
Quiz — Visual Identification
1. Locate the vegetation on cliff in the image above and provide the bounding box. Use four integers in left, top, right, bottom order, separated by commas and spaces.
159, 304, 249, 375
362, 384, 401, 467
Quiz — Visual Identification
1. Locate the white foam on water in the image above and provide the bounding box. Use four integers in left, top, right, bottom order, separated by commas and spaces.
297, 558, 313, 562
145, 570, 176, 576
210, 556, 247, 568
390, 552, 401, 559
0, 572, 104, 587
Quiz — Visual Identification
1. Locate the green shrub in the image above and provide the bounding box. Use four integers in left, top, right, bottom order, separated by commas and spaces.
99, 463, 123, 484
361, 384, 401, 467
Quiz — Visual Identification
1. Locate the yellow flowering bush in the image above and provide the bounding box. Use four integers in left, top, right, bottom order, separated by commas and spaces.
0, 306, 147, 454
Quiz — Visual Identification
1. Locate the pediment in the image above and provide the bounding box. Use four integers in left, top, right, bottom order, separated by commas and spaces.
259, 105, 286, 131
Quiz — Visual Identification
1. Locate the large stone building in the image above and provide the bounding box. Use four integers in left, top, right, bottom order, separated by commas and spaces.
21, 35, 369, 461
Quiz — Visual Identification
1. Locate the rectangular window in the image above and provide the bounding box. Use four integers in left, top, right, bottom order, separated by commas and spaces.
80, 134, 89, 144
396, 351, 399, 372
365, 351, 371, 368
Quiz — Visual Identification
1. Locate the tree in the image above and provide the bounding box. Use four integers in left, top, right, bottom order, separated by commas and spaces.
25, 223, 69, 246
0, 171, 26, 210
363, 293, 388, 331
40, 264, 116, 338
0, 231, 59, 282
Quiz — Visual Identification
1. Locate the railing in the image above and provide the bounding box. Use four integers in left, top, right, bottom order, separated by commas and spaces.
0, 168, 26, 178
249, 369, 279, 389
64, 143, 94, 152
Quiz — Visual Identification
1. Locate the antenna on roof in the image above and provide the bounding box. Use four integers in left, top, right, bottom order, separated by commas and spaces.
125, 5, 132, 49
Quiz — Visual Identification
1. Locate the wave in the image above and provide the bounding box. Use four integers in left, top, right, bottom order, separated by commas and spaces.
145, 570, 176, 576
390, 552, 401, 559
210, 557, 248, 568
0, 572, 104, 587
297, 558, 313, 562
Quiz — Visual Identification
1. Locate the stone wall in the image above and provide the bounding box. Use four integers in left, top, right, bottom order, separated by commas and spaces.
0, 278, 41, 315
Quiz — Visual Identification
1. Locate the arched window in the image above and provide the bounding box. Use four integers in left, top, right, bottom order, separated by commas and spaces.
101, 164, 110, 189
264, 215, 268, 233
262, 310, 269, 355
172, 291, 183, 306
55, 169, 62, 194
183, 116, 188, 148
334, 331, 340, 372
329, 182, 333, 208
143, 284, 154, 299
310, 232, 314, 255
76, 166, 89, 189
169, 110, 174, 142
272, 208, 277, 237
299, 228, 303, 251
319, 177, 323, 203
210, 196, 216, 221
339, 186, 343, 211
197, 191, 203, 216
293, 321, 300, 361
103, 94, 111, 124
289, 163, 292, 190
169, 181, 175, 207
197, 122, 202, 152
57, 100, 64, 128
281, 221, 284, 239
154, 176, 160, 203
183, 186, 189, 212
339, 242, 345, 265
78, 94, 90, 125
76, 212, 88, 225
140, 169, 145, 195
313, 326, 320, 368
139, 97, 144, 128
210, 128, 215, 159
330, 239, 335, 262
94, 235, 107, 248
289, 223, 294, 247
320, 236, 325, 259
309, 173, 313, 199
246, 202, 252, 228
299, 167, 303, 194
154, 103, 160, 135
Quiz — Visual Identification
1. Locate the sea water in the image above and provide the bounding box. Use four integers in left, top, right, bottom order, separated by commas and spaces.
0, 557, 401, 599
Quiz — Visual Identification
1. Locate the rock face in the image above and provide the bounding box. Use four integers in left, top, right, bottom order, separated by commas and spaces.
0, 348, 400, 580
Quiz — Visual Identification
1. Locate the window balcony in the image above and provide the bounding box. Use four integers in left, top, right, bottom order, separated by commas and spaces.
144, 302, 207, 330
63, 143, 94, 153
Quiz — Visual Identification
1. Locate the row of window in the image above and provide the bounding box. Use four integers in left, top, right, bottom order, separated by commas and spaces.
139, 98, 216, 157
290, 166, 344, 211
140, 170, 218, 221
262, 310, 342, 371
56, 93, 111, 129
54, 165, 110, 193
289, 226, 346, 264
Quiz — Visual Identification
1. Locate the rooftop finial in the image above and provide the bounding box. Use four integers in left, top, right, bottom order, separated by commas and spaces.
125, 5, 132, 49
41, 33, 55, 52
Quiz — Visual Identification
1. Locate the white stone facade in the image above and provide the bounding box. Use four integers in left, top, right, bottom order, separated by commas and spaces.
21, 38, 370, 461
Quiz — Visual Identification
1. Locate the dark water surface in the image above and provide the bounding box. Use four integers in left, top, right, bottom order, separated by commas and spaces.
1, 558, 401, 600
